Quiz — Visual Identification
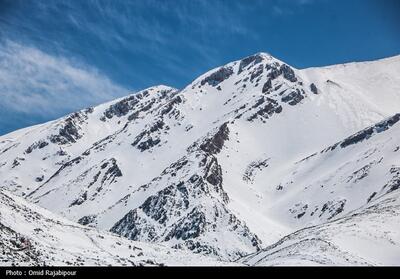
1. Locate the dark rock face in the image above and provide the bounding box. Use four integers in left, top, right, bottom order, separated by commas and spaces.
110, 210, 154, 241
250, 64, 264, 82
243, 159, 270, 183
319, 199, 346, 220
238, 54, 263, 74
101, 158, 123, 185
35, 175, 44, 182
281, 89, 305, 106
200, 123, 230, 155
139, 98, 156, 113
262, 79, 272, 93
11, 157, 24, 168
252, 97, 265, 109
110, 175, 210, 243
68, 158, 122, 208
127, 111, 140, 121
161, 158, 189, 176
201, 66, 234, 87
137, 138, 161, 152
347, 163, 373, 183
104, 96, 139, 120
266, 64, 281, 80
69, 191, 88, 207
77, 215, 97, 226
384, 167, 400, 193
131, 119, 167, 152
280, 64, 297, 82
25, 140, 49, 154
143, 184, 189, 225
165, 206, 206, 241
367, 192, 377, 203
310, 83, 319, 94
338, 113, 400, 149
247, 98, 282, 121
159, 96, 182, 117
201, 156, 229, 203
49, 112, 87, 145
102, 88, 177, 121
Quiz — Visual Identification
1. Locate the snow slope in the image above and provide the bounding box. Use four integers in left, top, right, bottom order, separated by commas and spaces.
0, 53, 399, 262
240, 190, 400, 266
0, 189, 233, 266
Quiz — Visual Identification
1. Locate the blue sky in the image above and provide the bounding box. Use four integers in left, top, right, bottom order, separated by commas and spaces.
0, 0, 399, 135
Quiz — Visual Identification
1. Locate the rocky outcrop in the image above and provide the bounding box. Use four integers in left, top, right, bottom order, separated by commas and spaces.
201, 67, 234, 87
110, 125, 261, 260
238, 54, 263, 74
247, 98, 282, 121
324, 113, 400, 152
25, 140, 49, 154
281, 89, 305, 106
49, 111, 91, 145
200, 123, 229, 155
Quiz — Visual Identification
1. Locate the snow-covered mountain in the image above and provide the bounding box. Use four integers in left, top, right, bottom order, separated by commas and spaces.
0, 52, 399, 264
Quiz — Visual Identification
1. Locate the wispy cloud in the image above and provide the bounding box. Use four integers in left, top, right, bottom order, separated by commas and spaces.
0, 41, 128, 118
271, 0, 315, 16
43, 0, 257, 72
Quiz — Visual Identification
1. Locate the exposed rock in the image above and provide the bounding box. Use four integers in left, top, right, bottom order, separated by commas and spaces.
250, 64, 264, 82
384, 167, 400, 193
137, 138, 161, 152
35, 175, 44, 182
281, 89, 305, 106
201, 67, 234, 87
247, 98, 282, 121
131, 120, 167, 152
238, 54, 263, 74
262, 79, 272, 93
267, 64, 281, 80
101, 158, 123, 185
200, 123, 230, 155
11, 157, 24, 168
319, 199, 346, 220
280, 64, 297, 82
77, 215, 97, 226
127, 111, 140, 121
159, 96, 182, 117
252, 97, 265, 108
339, 113, 400, 149
103, 96, 139, 120
165, 206, 206, 241
310, 83, 319, 94
49, 112, 88, 145
69, 191, 87, 207
243, 159, 270, 183
25, 140, 49, 154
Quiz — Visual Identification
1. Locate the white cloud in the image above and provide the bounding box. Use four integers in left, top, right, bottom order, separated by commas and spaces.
0, 41, 128, 116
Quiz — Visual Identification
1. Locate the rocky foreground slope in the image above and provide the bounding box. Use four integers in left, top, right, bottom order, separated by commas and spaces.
0, 189, 232, 266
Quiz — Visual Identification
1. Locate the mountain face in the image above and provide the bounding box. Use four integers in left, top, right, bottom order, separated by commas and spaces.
0, 53, 400, 264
